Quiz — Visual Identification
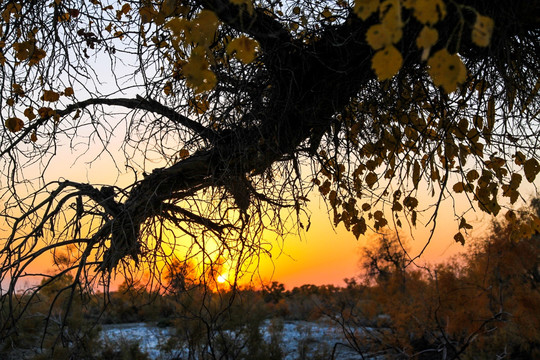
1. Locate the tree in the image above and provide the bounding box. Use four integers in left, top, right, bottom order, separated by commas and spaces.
1, 0, 539, 340
333, 200, 540, 359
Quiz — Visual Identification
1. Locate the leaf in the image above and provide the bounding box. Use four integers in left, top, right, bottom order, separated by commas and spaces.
523, 158, 540, 183
412, 160, 420, 188
403, 196, 418, 209
30, 131, 38, 142
412, 0, 446, 25
366, 24, 393, 50
454, 232, 465, 245
352, 217, 367, 239
163, 82, 173, 96
179, 148, 190, 159
227, 36, 259, 64
453, 182, 465, 193
459, 217, 473, 230
427, 49, 467, 93
353, 0, 380, 20
5, 117, 24, 132
466, 169, 479, 182
64, 87, 74, 96
371, 45, 402, 80
416, 26, 438, 59
365, 171, 378, 188
24, 107, 36, 120
472, 14, 494, 47
183, 52, 217, 93
42, 90, 60, 102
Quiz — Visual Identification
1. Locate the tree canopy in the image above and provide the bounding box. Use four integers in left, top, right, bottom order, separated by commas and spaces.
1, 0, 540, 337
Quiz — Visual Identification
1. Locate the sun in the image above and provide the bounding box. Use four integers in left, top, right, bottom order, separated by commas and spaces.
216, 273, 227, 284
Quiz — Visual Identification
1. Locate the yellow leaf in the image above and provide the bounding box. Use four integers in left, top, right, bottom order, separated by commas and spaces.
139, 6, 157, 23
321, 8, 333, 20
42, 90, 60, 102
5, 117, 24, 132
366, 24, 393, 50
183, 50, 217, 93
416, 26, 438, 59
412, 0, 446, 25
160, 0, 176, 17
472, 14, 494, 47
371, 45, 402, 80
165, 17, 186, 36
227, 36, 259, 64
427, 49, 467, 93
196, 10, 219, 35
380, 0, 402, 39
354, 0, 380, 21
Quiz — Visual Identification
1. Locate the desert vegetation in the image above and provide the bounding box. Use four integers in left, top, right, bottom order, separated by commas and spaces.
2, 200, 538, 359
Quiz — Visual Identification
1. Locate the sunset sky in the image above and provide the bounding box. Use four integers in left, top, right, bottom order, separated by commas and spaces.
6, 131, 536, 293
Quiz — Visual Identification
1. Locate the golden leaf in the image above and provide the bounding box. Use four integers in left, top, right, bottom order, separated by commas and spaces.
5, 117, 24, 132
472, 14, 494, 47
227, 36, 259, 64
366, 24, 393, 50
412, 0, 446, 25
427, 49, 467, 93
371, 45, 402, 80
354, 0, 380, 21
416, 26, 438, 60
160, 0, 176, 17
380, 0, 402, 40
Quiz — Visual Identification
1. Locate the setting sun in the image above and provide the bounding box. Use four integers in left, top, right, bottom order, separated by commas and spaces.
216, 274, 228, 284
